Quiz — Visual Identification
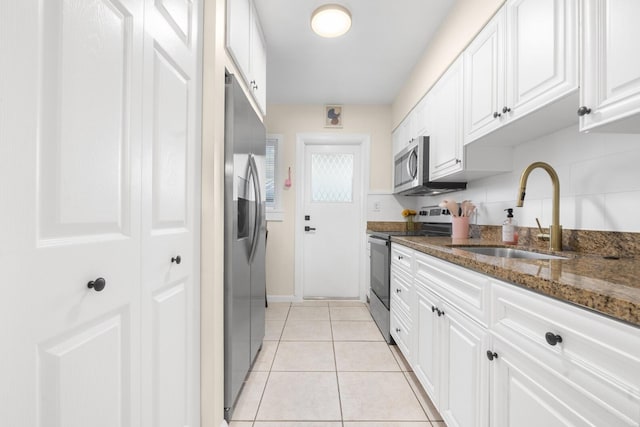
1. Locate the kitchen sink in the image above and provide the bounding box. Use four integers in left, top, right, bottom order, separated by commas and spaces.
453, 246, 568, 260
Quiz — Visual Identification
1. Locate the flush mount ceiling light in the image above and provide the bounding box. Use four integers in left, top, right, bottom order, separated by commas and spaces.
311, 4, 352, 38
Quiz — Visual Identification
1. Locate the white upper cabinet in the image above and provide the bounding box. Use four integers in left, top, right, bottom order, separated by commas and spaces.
392, 94, 432, 158
463, 8, 506, 143
579, 0, 640, 132
227, 0, 267, 114
249, 2, 267, 113
464, 0, 578, 145
429, 56, 465, 181
227, 0, 251, 77
505, 0, 577, 120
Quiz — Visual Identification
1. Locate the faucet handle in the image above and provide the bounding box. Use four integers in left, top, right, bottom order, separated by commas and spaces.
535, 218, 550, 241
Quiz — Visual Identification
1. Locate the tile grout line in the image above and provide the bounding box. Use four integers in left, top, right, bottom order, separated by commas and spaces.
329, 303, 346, 427
250, 302, 291, 425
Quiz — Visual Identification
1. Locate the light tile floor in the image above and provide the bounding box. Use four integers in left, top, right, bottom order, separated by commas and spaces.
229, 301, 447, 427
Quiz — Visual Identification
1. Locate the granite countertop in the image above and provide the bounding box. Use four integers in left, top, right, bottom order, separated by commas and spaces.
390, 235, 640, 328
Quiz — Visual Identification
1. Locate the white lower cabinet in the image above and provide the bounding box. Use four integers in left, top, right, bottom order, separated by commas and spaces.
491, 335, 633, 427
390, 243, 640, 427
414, 283, 490, 427
490, 280, 640, 427
391, 245, 415, 359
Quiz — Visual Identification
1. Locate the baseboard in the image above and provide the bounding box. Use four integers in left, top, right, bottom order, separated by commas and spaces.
266, 294, 296, 303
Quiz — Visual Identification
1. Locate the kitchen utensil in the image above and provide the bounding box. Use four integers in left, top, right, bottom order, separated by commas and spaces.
461, 200, 469, 217
440, 199, 459, 217
463, 201, 476, 217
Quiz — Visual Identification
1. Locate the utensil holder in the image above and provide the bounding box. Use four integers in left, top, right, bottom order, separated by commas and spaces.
452, 216, 470, 239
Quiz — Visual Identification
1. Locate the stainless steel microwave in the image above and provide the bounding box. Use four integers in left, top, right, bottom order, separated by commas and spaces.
393, 136, 466, 196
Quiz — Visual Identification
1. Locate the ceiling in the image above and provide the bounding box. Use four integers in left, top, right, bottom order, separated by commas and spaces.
253, 0, 456, 105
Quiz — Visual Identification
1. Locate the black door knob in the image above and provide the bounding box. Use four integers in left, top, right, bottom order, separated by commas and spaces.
171, 255, 182, 264
577, 106, 592, 116
502, 106, 511, 113
493, 112, 502, 118
87, 277, 106, 292
437, 308, 445, 317
431, 305, 437, 313
545, 332, 563, 346
304, 226, 316, 232
486, 350, 498, 361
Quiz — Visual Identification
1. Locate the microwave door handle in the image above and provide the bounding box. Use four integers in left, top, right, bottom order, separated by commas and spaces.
407, 149, 418, 179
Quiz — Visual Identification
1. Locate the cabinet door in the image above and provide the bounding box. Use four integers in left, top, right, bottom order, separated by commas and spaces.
402, 111, 416, 146
580, 0, 640, 132
491, 337, 634, 427
429, 56, 464, 181
392, 126, 404, 157
226, 0, 251, 81
463, 8, 506, 144
249, 1, 266, 114
439, 304, 490, 427
505, 0, 577, 119
415, 95, 430, 137
413, 285, 441, 405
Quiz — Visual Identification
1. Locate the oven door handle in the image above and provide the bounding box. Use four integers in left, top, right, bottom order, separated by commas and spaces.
369, 237, 389, 246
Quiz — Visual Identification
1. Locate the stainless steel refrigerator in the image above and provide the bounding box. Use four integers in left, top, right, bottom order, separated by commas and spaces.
223, 74, 266, 420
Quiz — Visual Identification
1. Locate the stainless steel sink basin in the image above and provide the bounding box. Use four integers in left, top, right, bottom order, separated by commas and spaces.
454, 246, 567, 260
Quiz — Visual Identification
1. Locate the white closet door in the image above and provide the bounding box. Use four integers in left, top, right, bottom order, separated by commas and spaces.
140, 0, 202, 426
0, 0, 144, 426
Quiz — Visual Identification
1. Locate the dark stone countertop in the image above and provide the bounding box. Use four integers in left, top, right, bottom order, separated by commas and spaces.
390, 235, 640, 328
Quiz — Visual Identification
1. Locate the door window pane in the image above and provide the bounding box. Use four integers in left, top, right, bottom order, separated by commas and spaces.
311, 153, 354, 202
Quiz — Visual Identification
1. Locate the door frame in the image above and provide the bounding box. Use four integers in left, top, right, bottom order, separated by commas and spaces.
294, 133, 370, 301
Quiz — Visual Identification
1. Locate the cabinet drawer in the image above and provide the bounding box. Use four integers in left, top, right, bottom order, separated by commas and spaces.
491, 280, 640, 407
390, 267, 412, 313
414, 251, 490, 327
390, 306, 412, 359
391, 243, 413, 272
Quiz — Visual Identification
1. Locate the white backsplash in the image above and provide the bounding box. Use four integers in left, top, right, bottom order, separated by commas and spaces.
366, 192, 410, 222
410, 125, 640, 233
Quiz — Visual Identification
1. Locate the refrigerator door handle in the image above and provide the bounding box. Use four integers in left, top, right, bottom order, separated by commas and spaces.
248, 153, 262, 263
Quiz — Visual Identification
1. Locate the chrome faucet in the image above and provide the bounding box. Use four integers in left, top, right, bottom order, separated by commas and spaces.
516, 162, 562, 251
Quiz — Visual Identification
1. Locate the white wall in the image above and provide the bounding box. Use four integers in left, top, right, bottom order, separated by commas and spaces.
201, 0, 227, 425
411, 125, 640, 233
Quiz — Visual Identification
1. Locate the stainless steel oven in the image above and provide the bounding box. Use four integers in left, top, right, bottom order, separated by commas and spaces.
369, 234, 391, 342
368, 206, 453, 344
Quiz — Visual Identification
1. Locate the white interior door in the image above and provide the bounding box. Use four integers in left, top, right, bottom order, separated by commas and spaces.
302, 143, 362, 298
140, 0, 201, 426
1, 0, 144, 425
1, 0, 201, 425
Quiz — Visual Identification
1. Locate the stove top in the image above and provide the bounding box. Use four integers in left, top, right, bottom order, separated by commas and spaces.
370, 224, 452, 240
368, 206, 454, 240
